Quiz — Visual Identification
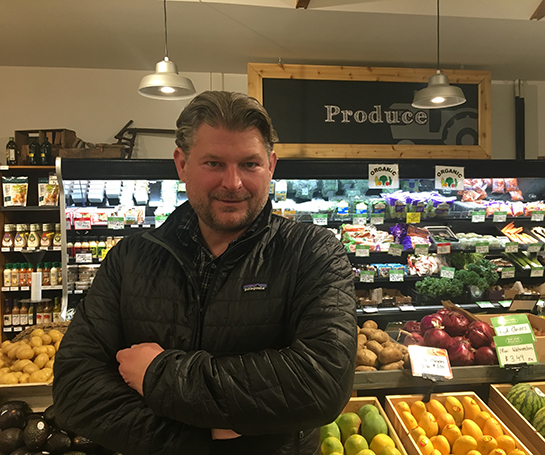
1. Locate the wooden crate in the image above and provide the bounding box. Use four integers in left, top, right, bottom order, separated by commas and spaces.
59, 144, 125, 159
343, 396, 408, 455
0, 383, 53, 412
385, 391, 534, 455
489, 382, 545, 455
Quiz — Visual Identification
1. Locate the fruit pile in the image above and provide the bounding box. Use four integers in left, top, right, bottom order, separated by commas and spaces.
356, 321, 410, 372
394, 394, 525, 455
506, 382, 545, 439
0, 328, 64, 384
320, 402, 401, 455
0, 400, 115, 454
402, 310, 499, 366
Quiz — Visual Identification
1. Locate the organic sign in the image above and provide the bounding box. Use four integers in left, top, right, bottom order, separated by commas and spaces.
368, 164, 399, 189
435, 165, 464, 191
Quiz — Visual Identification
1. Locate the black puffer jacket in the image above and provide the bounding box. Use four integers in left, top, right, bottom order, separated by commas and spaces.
53, 201, 357, 455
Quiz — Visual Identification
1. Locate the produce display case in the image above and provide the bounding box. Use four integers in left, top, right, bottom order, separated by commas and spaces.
488, 382, 545, 455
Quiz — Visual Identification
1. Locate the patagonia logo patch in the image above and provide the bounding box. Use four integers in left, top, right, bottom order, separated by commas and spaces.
243, 283, 267, 292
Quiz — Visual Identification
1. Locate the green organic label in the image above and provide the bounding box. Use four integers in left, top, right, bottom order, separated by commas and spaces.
355, 245, 370, 257
312, 214, 328, 226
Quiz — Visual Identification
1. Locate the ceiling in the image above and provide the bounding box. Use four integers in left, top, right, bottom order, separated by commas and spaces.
2, 0, 545, 81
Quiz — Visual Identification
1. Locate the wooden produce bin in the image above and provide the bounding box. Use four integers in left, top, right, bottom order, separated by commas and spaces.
385, 391, 533, 455
489, 382, 545, 455
343, 396, 408, 455
0, 383, 53, 412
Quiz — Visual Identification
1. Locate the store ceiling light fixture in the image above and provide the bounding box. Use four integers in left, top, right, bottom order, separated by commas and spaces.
138, 0, 195, 100
412, 0, 466, 109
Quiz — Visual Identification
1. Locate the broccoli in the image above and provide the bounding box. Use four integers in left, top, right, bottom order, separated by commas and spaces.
415, 276, 463, 298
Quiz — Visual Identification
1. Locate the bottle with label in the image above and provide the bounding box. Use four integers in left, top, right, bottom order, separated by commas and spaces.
36, 263, 43, 285
2, 224, 15, 248
97, 236, 106, 260
11, 300, 20, 330
3, 264, 11, 287
26, 263, 33, 286
28, 135, 40, 165
18, 263, 27, 287
40, 136, 52, 165
67, 241, 74, 258
53, 223, 62, 247
14, 224, 28, 248
42, 299, 52, 324
27, 224, 42, 248
89, 237, 98, 259
28, 302, 35, 326
81, 238, 90, 254
53, 297, 62, 322
11, 263, 19, 287
3, 299, 12, 328
6, 137, 18, 166
42, 262, 51, 286
19, 300, 29, 327
36, 301, 44, 325
40, 223, 54, 248
74, 238, 82, 255
57, 262, 62, 285
50, 262, 58, 286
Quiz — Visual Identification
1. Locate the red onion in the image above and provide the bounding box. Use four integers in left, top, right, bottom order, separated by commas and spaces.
475, 346, 498, 365
467, 321, 495, 349
436, 308, 450, 319
423, 328, 453, 349
447, 340, 475, 366
404, 332, 424, 346
403, 321, 421, 334
451, 336, 466, 344
420, 314, 443, 333
443, 311, 470, 337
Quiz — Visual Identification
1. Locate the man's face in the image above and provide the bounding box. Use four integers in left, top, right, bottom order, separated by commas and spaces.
174, 123, 277, 236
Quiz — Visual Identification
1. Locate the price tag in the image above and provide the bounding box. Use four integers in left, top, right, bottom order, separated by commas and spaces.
107, 217, 124, 230
436, 243, 451, 255
75, 290, 84, 294
312, 214, 328, 226
359, 270, 375, 283
414, 244, 429, 256
531, 211, 545, 222
13, 247, 21, 252
355, 245, 370, 257
528, 243, 543, 254
154, 215, 168, 228
501, 267, 516, 279
142, 224, 151, 229
370, 214, 385, 225
440, 266, 455, 279
398, 304, 416, 312
1, 287, 8, 292
493, 211, 507, 223
475, 241, 489, 254
27, 247, 35, 251
3, 327, 12, 333
471, 210, 486, 223
1, 248, 9, 252
388, 244, 403, 257
499, 300, 512, 308
531, 266, 545, 278
20, 286, 29, 291
406, 212, 421, 224
476, 301, 495, 309
353, 216, 367, 225
9, 287, 18, 291
363, 306, 378, 313
389, 269, 404, 282
13, 326, 22, 332
491, 314, 534, 337
494, 333, 538, 367
74, 218, 92, 230
505, 242, 519, 254
408, 345, 453, 379
75, 253, 93, 264
130, 224, 140, 229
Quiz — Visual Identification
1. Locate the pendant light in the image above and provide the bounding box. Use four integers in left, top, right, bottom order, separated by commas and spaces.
412, 0, 466, 109
138, 0, 195, 100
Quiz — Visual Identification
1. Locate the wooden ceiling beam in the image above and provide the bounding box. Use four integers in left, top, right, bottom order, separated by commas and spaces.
296, 0, 311, 9
531, 0, 545, 20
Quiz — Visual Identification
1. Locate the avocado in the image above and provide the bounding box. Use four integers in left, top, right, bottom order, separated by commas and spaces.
9, 448, 34, 455
43, 430, 72, 454
43, 404, 56, 426
64, 452, 88, 455
0, 427, 24, 453
72, 435, 98, 451
0, 401, 31, 417
22, 417, 50, 451
0, 408, 26, 430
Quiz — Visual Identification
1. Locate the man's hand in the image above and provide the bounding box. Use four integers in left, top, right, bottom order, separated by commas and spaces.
116, 343, 164, 395
211, 429, 241, 440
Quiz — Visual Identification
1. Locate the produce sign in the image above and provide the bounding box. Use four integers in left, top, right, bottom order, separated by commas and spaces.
408, 345, 453, 379
491, 314, 539, 367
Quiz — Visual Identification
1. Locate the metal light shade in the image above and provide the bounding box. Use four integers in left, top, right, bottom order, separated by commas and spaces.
412, 72, 466, 109
138, 58, 195, 100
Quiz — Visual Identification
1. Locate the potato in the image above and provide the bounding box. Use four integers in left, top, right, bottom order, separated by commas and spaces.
12, 371, 23, 379
29, 369, 50, 383
0, 367, 11, 375
355, 365, 377, 372
1, 342, 14, 355
44, 345, 56, 358
41, 367, 53, 380
31, 328, 45, 338
54, 340, 61, 352
23, 363, 40, 375
34, 353, 49, 369
33, 346, 48, 356
0, 354, 12, 366
48, 330, 63, 343
378, 347, 404, 365
45, 359, 54, 369
30, 336, 43, 348
363, 320, 378, 329
357, 334, 367, 350
403, 353, 411, 369
356, 348, 377, 367
7, 346, 21, 360
40, 334, 52, 346
16, 347, 35, 360
1, 340, 11, 349
11, 359, 33, 372
380, 360, 404, 371
366, 340, 383, 356
0, 373, 19, 384
382, 341, 408, 354
368, 330, 390, 344
359, 327, 378, 338
18, 373, 30, 384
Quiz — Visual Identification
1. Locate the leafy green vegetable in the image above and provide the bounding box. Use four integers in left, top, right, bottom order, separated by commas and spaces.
449, 252, 485, 270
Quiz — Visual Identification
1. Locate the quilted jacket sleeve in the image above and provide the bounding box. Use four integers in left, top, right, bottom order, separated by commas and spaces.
143, 228, 358, 435
52, 243, 211, 455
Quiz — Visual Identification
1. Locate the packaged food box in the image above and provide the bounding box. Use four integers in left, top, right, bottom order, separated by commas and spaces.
341, 396, 408, 455
385, 391, 533, 455
489, 382, 545, 455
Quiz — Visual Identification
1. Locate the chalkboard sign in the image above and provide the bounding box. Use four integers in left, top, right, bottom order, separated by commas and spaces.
248, 64, 491, 159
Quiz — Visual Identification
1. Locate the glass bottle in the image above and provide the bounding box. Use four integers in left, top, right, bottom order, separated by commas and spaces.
2, 224, 16, 248
36, 300, 44, 325
89, 237, 98, 259
36, 263, 43, 285
3, 299, 12, 328
11, 263, 19, 287
81, 237, 90, 254
97, 236, 106, 261
56, 262, 62, 285
42, 262, 51, 286
50, 262, 58, 286
11, 300, 20, 329
6, 137, 18, 166
14, 224, 28, 248
53, 223, 62, 247
18, 263, 27, 287
67, 241, 74, 258
26, 263, 33, 286
74, 238, 82, 255
53, 297, 62, 322
28, 302, 35, 326
28, 135, 40, 165
40, 136, 52, 165
27, 224, 41, 248
42, 299, 52, 324
19, 300, 29, 327
3, 263, 11, 287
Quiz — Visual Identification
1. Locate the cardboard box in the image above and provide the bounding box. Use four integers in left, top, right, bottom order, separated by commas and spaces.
343, 396, 408, 455
489, 382, 545, 455
477, 313, 545, 362
385, 391, 533, 455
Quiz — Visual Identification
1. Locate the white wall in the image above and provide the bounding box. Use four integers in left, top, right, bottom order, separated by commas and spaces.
0, 66, 542, 161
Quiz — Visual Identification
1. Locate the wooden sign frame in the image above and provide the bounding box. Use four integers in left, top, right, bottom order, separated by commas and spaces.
247, 63, 491, 160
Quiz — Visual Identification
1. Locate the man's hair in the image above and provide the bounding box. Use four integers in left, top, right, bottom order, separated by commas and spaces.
175, 91, 279, 156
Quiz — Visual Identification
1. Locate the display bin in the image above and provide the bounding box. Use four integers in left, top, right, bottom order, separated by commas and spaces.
342, 396, 408, 455
489, 382, 545, 455
0, 383, 52, 412
385, 391, 533, 455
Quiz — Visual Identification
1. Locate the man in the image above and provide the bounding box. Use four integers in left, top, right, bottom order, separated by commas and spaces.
53, 91, 357, 455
